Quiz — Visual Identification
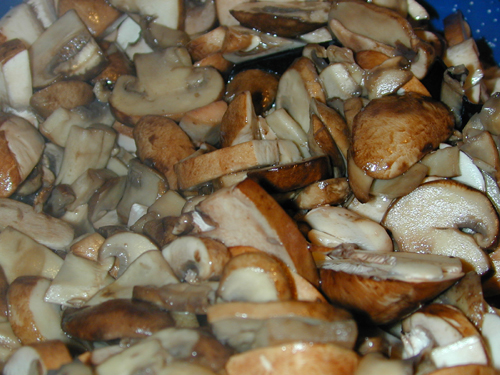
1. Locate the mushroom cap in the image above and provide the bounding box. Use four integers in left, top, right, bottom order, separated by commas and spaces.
352, 92, 454, 179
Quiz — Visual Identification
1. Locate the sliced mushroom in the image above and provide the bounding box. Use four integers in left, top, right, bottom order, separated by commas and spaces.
316, 248, 464, 325
178, 100, 227, 147
382, 180, 498, 275
306, 206, 393, 252
29, 9, 106, 88
162, 236, 230, 283
133, 115, 196, 190
61, 298, 175, 341
294, 178, 351, 209
7, 276, 67, 344
109, 47, 225, 125
185, 0, 217, 36
196, 178, 319, 286
0, 4, 44, 46
265, 108, 310, 158
207, 300, 357, 352
352, 93, 455, 179
108, 0, 183, 30
30, 80, 95, 119
225, 341, 360, 375
0, 114, 44, 198
230, 2, 330, 38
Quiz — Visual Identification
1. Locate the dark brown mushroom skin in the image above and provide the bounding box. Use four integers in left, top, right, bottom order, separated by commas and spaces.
224, 69, 279, 115
61, 299, 175, 341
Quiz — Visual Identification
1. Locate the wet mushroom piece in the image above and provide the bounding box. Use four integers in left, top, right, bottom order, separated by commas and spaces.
315, 248, 464, 325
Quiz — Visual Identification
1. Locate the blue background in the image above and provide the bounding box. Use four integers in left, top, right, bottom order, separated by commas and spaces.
0, 0, 499, 62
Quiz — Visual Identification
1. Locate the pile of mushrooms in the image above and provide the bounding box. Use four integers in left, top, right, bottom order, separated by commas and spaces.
0, 0, 500, 374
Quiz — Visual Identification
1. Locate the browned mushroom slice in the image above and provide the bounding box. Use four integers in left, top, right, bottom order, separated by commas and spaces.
109, 47, 225, 125
225, 69, 279, 116
293, 177, 351, 209
174, 140, 280, 190
30, 80, 95, 119
162, 236, 230, 283
29, 9, 106, 88
225, 341, 360, 375
230, 2, 330, 38
207, 300, 357, 352
306, 206, 393, 252
133, 282, 217, 314
57, 0, 123, 37
3, 340, 72, 375
0, 200, 74, 251
133, 115, 196, 190
186, 26, 227, 62
351, 92, 454, 180
0, 114, 44, 197
8, 276, 67, 344
197, 178, 319, 285
316, 248, 464, 325
247, 156, 331, 194
62, 298, 174, 341
426, 365, 498, 375
382, 180, 498, 275
220, 90, 259, 148
308, 115, 345, 175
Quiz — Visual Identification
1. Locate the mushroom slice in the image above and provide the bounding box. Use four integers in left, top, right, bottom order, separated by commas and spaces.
109, 48, 225, 125
355, 352, 412, 375
0, 4, 44, 46
0, 114, 44, 197
61, 298, 174, 341
29, 9, 106, 88
179, 101, 227, 147
216, 252, 296, 303
229, 2, 330, 38
134, 115, 195, 190
162, 236, 230, 283
352, 93, 455, 179
306, 206, 393, 252
3, 340, 72, 375
225, 341, 359, 375
55, 124, 117, 186
8, 276, 67, 344
369, 162, 429, 199
30, 80, 95, 119
99, 232, 159, 278
265, 108, 310, 158
85, 250, 178, 306
133, 282, 217, 314
220, 90, 259, 148
421, 146, 461, 178
294, 177, 351, 209
0, 39, 32, 110
196, 178, 319, 286
382, 180, 498, 275
186, 26, 227, 62
316, 248, 464, 325
57, 0, 124, 38
108, 0, 183, 30
0, 199, 74, 251
87, 175, 127, 225
185, 0, 217, 36
247, 156, 331, 194
174, 140, 280, 190
44, 252, 113, 307
207, 300, 357, 352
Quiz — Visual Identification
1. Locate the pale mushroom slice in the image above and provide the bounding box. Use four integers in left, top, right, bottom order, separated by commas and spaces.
85, 250, 178, 306
196, 178, 319, 286
216, 251, 296, 303
0, 3, 44, 46
0, 199, 74, 251
0, 38, 32, 110
108, 0, 183, 30
162, 236, 230, 283
265, 108, 310, 158
229, 2, 331, 38
0, 114, 45, 197
355, 352, 412, 375
315, 248, 464, 325
178, 100, 227, 147
174, 140, 280, 191
3, 340, 72, 375
207, 300, 357, 352
29, 9, 106, 88
382, 180, 498, 275
305, 206, 393, 252
109, 47, 225, 125
225, 341, 360, 375
133, 115, 196, 190
7, 276, 67, 345
351, 92, 455, 180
